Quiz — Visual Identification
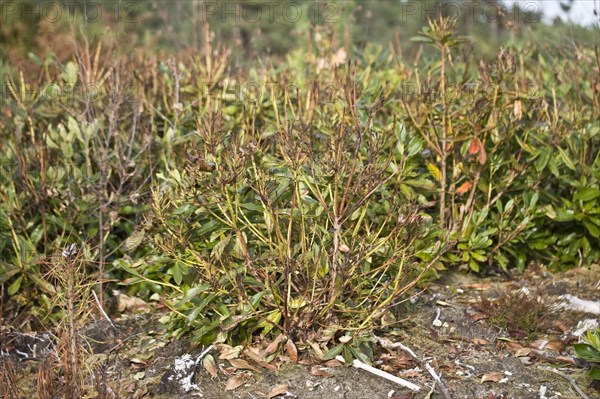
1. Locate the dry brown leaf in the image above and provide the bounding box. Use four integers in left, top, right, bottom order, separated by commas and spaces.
381, 364, 394, 373
399, 369, 423, 378
285, 339, 298, 363
203, 354, 218, 378
380, 353, 413, 369
307, 341, 324, 359
244, 347, 267, 363
481, 372, 504, 383
469, 312, 488, 322
472, 338, 489, 345
132, 386, 148, 399
117, 294, 150, 313
555, 356, 576, 364
513, 100, 523, 120
457, 181, 473, 195
505, 341, 523, 352
228, 358, 259, 372
469, 139, 481, 155
338, 335, 352, 344
478, 144, 487, 165
215, 343, 231, 354
129, 358, 147, 366
463, 283, 492, 290
323, 359, 343, 368
218, 345, 243, 360
555, 321, 571, 334
515, 348, 531, 357
244, 348, 278, 370
267, 384, 290, 399
225, 375, 245, 391
266, 334, 285, 355
262, 362, 279, 371
530, 339, 548, 350
545, 341, 566, 353
330, 48, 347, 68
310, 366, 333, 378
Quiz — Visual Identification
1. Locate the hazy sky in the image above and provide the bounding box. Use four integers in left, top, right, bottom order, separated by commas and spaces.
504, 0, 599, 25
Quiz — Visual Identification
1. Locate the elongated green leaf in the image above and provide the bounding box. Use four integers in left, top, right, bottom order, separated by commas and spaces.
322, 345, 344, 360
573, 343, 600, 362
575, 188, 600, 202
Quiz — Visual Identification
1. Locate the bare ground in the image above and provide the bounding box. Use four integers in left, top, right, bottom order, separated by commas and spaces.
2, 264, 599, 399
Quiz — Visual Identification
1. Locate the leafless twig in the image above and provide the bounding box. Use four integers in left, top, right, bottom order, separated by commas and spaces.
92, 290, 116, 329
541, 367, 590, 399
334, 356, 421, 392
374, 335, 452, 398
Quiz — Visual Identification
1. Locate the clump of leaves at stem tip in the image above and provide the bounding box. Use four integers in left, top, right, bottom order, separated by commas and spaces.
411, 17, 467, 49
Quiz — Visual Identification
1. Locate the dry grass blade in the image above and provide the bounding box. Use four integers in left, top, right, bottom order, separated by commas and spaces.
0, 358, 20, 399
36, 356, 57, 399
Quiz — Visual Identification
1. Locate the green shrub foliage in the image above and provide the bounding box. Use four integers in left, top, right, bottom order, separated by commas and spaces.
0, 18, 598, 346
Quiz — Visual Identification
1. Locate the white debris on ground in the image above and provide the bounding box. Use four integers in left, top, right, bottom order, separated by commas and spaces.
169, 354, 200, 393
559, 294, 600, 315
573, 319, 600, 338
432, 308, 443, 327
539, 385, 558, 399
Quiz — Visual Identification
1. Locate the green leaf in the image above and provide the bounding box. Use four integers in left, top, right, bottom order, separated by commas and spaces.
28, 52, 43, 66
574, 188, 600, 202
548, 157, 560, 177
427, 163, 442, 182
7, 275, 23, 296
258, 310, 281, 335
178, 284, 211, 305
589, 367, 600, 381
557, 147, 576, 171
535, 149, 550, 172
573, 343, 600, 362
584, 222, 600, 238
67, 116, 81, 141
555, 208, 575, 222
411, 36, 434, 43
211, 234, 232, 260
171, 263, 183, 285
350, 346, 371, 364
197, 220, 221, 236
187, 293, 218, 322
584, 330, 600, 349
322, 345, 344, 360
471, 251, 488, 262
342, 346, 353, 364
62, 61, 78, 85
468, 259, 480, 272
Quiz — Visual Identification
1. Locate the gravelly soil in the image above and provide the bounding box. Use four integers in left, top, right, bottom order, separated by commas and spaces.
2, 264, 599, 399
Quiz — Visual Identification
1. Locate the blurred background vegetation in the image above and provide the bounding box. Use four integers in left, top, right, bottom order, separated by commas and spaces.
1, 0, 597, 73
